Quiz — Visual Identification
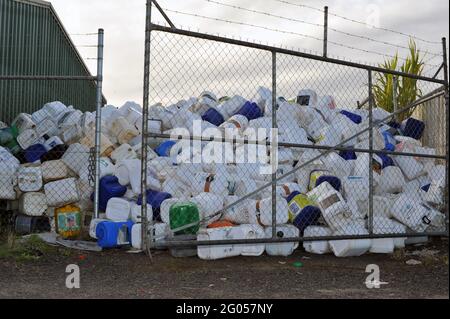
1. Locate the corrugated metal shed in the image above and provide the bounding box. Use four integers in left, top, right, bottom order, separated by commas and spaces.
0, 0, 106, 124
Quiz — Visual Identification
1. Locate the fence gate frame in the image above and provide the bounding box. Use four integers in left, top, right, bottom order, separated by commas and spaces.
141, 0, 449, 251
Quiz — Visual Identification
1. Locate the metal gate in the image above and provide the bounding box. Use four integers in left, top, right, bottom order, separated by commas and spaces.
140, 1, 449, 251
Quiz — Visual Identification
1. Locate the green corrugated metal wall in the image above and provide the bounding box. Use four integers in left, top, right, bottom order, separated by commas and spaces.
0, 0, 101, 124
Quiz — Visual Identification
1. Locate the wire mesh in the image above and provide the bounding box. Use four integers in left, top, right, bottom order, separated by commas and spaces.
142, 25, 448, 253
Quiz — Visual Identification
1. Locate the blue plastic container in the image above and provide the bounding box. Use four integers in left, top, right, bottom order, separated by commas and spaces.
24, 144, 48, 163
155, 141, 177, 157
137, 189, 172, 221
374, 153, 395, 169
421, 184, 431, 192
339, 150, 357, 161
96, 220, 134, 248
91, 176, 128, 212
235, 101, 263, 121
402, 118, 425, 140
315, 175, 341, 192
286, 192, 321, 234
202, 108, 225, 127
340, 110, 362, 124
382, 131, 397, 151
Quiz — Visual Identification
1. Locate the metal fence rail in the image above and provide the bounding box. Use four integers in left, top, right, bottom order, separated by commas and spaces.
141, 1, 449, 252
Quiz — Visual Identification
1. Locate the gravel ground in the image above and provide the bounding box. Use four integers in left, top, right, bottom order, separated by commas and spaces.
0, 238, 448, 299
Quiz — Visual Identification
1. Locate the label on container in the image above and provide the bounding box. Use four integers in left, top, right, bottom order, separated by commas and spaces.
57, 212, 81, 234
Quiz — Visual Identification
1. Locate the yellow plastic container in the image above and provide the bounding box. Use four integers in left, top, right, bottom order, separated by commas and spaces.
55, 205, 82, 239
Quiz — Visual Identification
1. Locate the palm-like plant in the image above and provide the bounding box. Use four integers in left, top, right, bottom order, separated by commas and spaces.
373, 40, 424, 122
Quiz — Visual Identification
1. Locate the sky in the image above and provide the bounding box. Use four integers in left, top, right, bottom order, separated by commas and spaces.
50, 0, 449, 107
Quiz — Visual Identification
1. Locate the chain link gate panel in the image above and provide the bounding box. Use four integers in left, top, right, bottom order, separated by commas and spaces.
141, 14, 449, 254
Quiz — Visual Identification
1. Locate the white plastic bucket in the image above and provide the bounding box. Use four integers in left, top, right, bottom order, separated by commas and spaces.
303, 226, 333, 255
19, 192, 48, 217
44, 177, 80, 207
17, 166, 43, 192
264, 225, 300, 256
106, 198, 132, 222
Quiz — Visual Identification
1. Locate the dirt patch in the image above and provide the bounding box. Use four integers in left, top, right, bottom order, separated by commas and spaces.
0, 238, 448, 299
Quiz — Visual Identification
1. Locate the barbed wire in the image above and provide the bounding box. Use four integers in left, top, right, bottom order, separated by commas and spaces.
202, 0, 441, 57
163, 8, 441, 68
273, 0, 444, 45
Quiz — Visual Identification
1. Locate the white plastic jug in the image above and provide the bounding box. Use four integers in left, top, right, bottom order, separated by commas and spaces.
106, 198, 132, 222
329, 224, 372, 257
11, 113, 36, 134
197, 227, 244, 260
19, 192, 48, 217
79, 131, 114, 157
131, 223, 169, 250
62, 143, 90, 176
41, 160, 69, 182
89, 218, 109, 239
110, 144, 137, 164
237, 224, 266, 257
216, 95, 247, 119
191, 193, 224, 225
16, 128, 41, 150
256, 196, 289, 227
223, 196, 258, 225
303, 226, 333, 255
424, 178, 445, 206
44, 177, 80, 207
110, 117, 139, 145
307, 182, 352, 232
391, 194, 445, 232
264, 225, 300, 257
377, 166, 405, 194
394, 142, 424, 180
17, 166, 43, 192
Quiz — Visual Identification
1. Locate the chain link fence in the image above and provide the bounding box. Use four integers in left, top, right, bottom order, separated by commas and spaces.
140, 23, 449, 257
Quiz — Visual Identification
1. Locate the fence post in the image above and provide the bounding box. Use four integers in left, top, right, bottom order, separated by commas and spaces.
323, 6, 328, 58
271, 51, 278, 239
442, 37, 449, 234
393, 75, 398, 122
368, 70, 374, 235
141, 0, 153, 257
93, 28, 104, 220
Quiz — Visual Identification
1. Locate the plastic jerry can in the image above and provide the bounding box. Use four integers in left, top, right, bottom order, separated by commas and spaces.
24, 144, 48, 163
15, 215, 51, 235
16, 128, 41, 150
11, 113, 36, 134
55, 205, 82, 239
110, 144, 137, 163
61, 143, 90, 175
329, 226, 372, 257
41, 160, 69, 182
96, 220, 134, 248
197, 227, 244, 260
43, 136, 64, 152
36, 118, 58, 137
256, 196, 289, 227
89, 218, 109, 239
286, 192, 321, 234
237, 224, 266, 257
296, 89, 318, 107
131, 223, 169, 250
92, 176, 128, 212
264, 225, 300, 256
79, 132, 114, 157
44, 177, 80, 207
106, 197, 132, 222
169, 202, 200, 235
303, 226, 333, 255
19, 192, 48, 216
110, 117, 139, 145
17, 166, 43, 192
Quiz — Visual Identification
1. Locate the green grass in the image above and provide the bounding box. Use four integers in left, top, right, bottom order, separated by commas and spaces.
0, 234, 72, 262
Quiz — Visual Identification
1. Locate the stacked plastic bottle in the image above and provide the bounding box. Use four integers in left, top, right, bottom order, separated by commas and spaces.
0, 87, 446, 259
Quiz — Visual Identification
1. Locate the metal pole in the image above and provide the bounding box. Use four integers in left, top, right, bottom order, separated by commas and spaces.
141, 0, 153, 257
368, 70, 374, 235
442, 37, 449, 234
271, 51, 278, 239
94, 28, 104, 220
393, 75, 398, 122
323, 6, 328, 58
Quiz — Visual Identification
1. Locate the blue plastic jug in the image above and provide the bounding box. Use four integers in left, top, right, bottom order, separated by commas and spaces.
315, 175, 342, 192
137, 189, 172, 221
91, 176, 128, 212
24, 144, 48, 163
235, 101, 263, 121
339, 150, 357, 161
155, 140, 177, 157
340, 110, 362, 124
402, 118, 425, 140
96, 220, 134, 248
374, 153, 395, 169
286, 192, 321, 234
382, 131, 397, 151
202, 108, 225, 127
